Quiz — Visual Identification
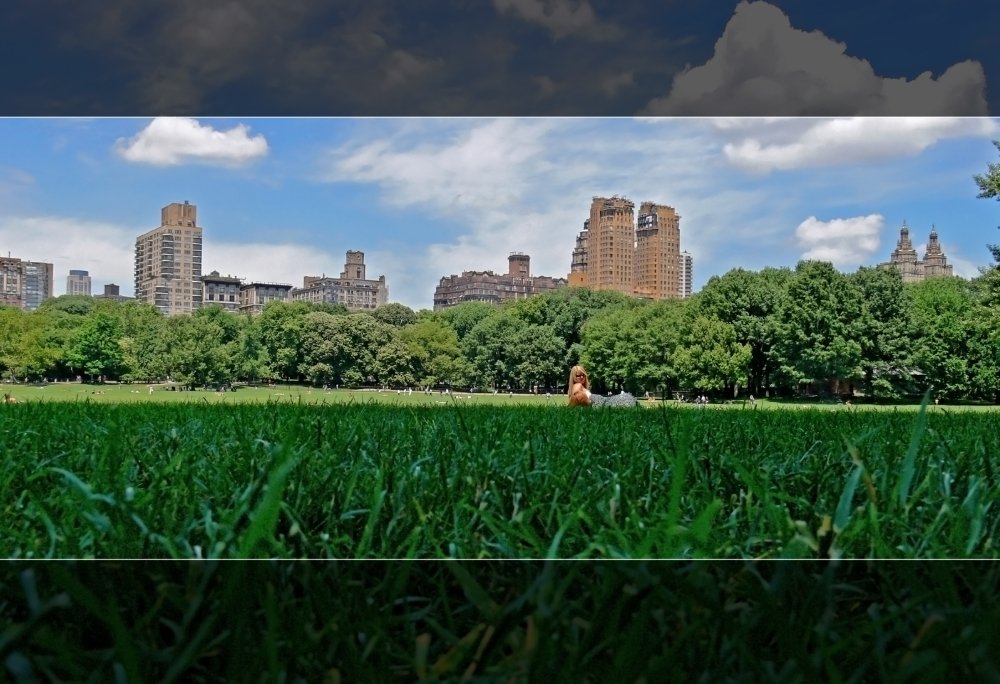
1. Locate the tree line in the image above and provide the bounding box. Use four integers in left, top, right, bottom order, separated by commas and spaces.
1, 259, 998, 402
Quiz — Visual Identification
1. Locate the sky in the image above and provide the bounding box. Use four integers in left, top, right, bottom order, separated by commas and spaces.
1, 1, 996, 116
1, 117, 998, 311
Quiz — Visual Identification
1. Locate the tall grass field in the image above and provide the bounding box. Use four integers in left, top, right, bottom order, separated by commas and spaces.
3, 398, 997, 559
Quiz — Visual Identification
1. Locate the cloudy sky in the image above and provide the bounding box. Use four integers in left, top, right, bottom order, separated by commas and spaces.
1, 117, 998, 310
2, 1, 996, 115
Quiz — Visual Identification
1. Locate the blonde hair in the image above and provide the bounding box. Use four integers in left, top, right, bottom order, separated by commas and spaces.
568, 365, 588, 396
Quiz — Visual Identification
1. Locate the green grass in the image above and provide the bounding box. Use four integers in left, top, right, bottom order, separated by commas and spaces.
3, 398, 998, 559
5, 381, 998, 412
3, 560, 999, 682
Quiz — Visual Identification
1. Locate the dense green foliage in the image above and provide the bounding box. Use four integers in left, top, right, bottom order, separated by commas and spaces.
3, 401, 998, 559
4, 560, 999, 682
1, 259, 999, 402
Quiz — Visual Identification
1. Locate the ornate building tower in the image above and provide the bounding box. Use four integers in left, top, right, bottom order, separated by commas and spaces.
879, 222, 955, 283
922, 226, 954, 278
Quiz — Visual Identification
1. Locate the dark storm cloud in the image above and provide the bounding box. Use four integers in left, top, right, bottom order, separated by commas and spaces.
0, 0, 995, 115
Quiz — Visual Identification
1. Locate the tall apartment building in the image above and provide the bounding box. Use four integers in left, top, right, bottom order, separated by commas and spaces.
569, 196, 684, 300
0, 256, 54, 310
134, 201, 204, 316
66, 269, 92, 296
569, 222, 589, 287
433, 253, 568, 310
291, 251, 388, 311
588, 196, 635, 292
878, 222, 954, 283
634, 202, 681, 300
680, 251, 693, 298
201, 270, 243, 312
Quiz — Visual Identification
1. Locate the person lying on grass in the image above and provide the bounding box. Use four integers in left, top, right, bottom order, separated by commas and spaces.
567, 366, 637, 407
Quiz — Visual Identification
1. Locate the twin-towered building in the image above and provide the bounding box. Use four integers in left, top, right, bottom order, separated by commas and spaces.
878, 222, 954, 283
569, 196, 691, 300
135, 202, 388, 316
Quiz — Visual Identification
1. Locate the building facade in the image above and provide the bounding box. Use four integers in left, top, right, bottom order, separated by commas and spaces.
0, 256, 54, 310
587, 196, 635, 292
879, 223, 954, 283
568, 222, 589, 287
680, 251, 693, 298
134, 201, 204, 316
291, 251, 388, 311
433, 253, 568, 310
634, 202, 681, 300
201, 271, 243, 312
93, 283, 133, 303
66, 269, 92, 296
569, 195, 685, 300
240, 282, 293, 315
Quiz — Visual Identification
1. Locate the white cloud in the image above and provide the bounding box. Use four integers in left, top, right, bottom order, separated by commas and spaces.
796, 214, 884, 267
0, 214, 346, 302
0, 168, 36, 197
0, 216, 136, 295
319, 119, 766, 308
642, 1, 989, 116
202, 242, 341, 290
492, 0, 602, 40
114, 118, 269, 167
325, 119, 555, 216
720, 117, 1000, 174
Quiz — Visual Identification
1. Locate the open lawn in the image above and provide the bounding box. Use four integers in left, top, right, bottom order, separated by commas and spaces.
3, 381, 998, 412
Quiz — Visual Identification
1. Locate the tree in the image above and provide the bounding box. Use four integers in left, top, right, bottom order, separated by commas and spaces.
257, 301, 312, 381
974, 140, 1000, 261
437, 302, 496, 341
164, 314, 237, 388
65, 312, 125, 381
299, 312, 394, 386
771, 261, 863, 395
399, 319, 468, 387
696, 267, 791, 395
907, 277, 977, 400
462, 311, 524, 389
38, 295, 95, 317
850, 267, 913, 399
674, 316, 751, 395
371, 303, 417, 328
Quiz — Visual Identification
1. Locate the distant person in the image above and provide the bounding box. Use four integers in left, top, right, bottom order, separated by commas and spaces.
567, 366, 636, 407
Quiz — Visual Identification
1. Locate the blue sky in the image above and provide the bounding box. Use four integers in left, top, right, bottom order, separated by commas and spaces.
2, 1, 996, 116
1, 117, 998, 311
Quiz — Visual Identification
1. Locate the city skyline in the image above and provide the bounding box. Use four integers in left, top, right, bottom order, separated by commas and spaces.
1, 117, 999, 311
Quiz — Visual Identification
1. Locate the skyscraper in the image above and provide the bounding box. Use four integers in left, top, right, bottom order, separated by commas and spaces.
66, 269, 92, 296
680, 251, 693, 298
569, 196, 684, 300
0, 256, 54, 310
634, 202, 681, 300
587, 196, 635, 292
134, 201, 204, 315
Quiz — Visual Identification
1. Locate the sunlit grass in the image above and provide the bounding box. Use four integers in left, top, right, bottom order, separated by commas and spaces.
2, 398, 997, 559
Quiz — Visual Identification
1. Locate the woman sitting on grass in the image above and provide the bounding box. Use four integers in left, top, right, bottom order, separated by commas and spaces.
567, 366, 637, 407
